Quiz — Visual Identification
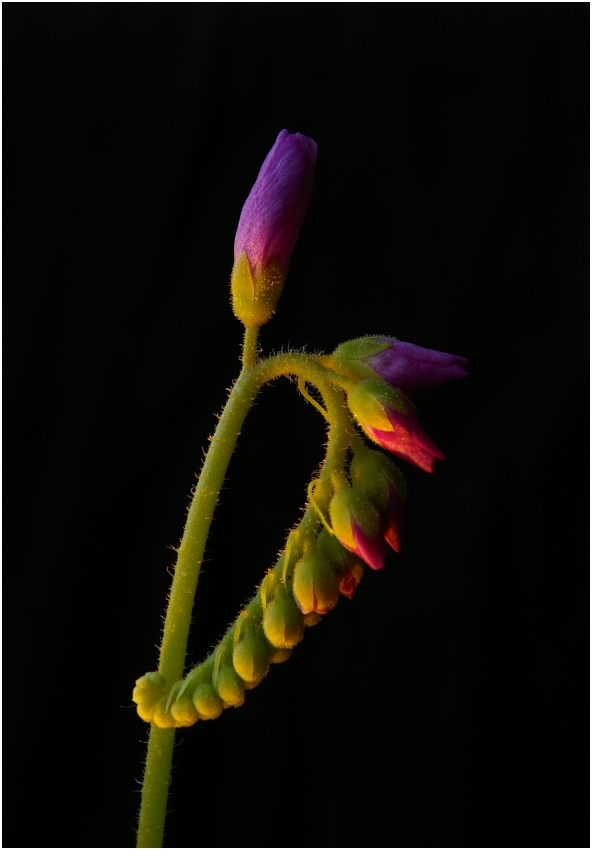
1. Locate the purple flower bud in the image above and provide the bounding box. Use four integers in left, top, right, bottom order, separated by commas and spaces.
331, 337, 469, 394
365, 339, 469, 394
231, 129, 317, 328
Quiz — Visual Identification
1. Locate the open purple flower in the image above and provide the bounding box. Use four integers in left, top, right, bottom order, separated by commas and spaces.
331, 337, 469, 395
231, 129, 317, 328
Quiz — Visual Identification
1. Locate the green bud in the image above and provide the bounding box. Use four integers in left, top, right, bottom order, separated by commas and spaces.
153, 699, 177, 729
263, 590, 305, 649
215, 665, 245, 707
233, 635, 270, 683
293, 551, 339, 615
133, 671, 166, 718
316, 528, 361, 575
303, 612, 322, 627
137, 671, 166, 690
193, 683, 224, 720
171, 696, 199, 727
350, 449, 406, 508
136, 700, 158, 723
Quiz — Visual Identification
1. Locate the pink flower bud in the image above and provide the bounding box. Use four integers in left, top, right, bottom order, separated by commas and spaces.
231, 129, 317, 328
347, 379, 445, 473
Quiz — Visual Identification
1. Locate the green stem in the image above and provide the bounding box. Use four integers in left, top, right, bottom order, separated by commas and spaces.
136, 727, 175, 849
136, 347, 352, 847
242, 326, 259, 369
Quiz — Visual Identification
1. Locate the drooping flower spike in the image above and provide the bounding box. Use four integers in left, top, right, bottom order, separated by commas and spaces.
331, 336, 469, 395
231, 129, 317, 328
133, 129, 470, 838
347, 379, 445, 473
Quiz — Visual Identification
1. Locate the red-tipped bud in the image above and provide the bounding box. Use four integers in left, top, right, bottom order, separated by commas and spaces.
292, 551, 339, 615
350, 450, 406, 553
338, 562, 365, 599
316, 528, 365, 599
329, 488, 386, 570
347, 379, 445, 473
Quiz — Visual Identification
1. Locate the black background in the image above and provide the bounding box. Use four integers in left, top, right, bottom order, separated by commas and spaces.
4, 4, 589, 849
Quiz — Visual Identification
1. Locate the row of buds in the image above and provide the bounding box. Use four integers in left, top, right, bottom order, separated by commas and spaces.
329, 449, 407, 570
134, 521, 368, 727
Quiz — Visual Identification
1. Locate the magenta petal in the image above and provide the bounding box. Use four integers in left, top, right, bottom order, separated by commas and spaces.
234, 129, 317, 273
369, 405, 445, 473
365, 339, 469, 394
352, 521, 385, 570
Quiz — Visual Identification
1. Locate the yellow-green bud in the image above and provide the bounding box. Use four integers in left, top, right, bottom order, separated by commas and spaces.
263, 591, 305, 649
171, 696, 199, 727
193, 684, 224, 720
270, 648, 293, 663
153, 699, 177, 729
233, 636, 270, 683
136, 700, 158, 723
215, 666, 245, 707
133, 671, 167, 721
293, 551, 339, 615
136, 671, 166, 690
303, 612, 322, 627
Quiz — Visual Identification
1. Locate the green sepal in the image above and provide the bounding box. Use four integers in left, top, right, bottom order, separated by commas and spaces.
177, 654, 215, 701
329, 337, 392, 380
231, 251, 287, 328
347, 378, 408, 430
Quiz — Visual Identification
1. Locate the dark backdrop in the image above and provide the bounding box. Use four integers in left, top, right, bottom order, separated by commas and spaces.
4, 4, 589, 848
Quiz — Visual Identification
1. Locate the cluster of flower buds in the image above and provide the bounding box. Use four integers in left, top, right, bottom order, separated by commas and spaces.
328, 336, 469, 473
329, 449, 407, 571
134, 130, 470, 731
134, 523, 370, 727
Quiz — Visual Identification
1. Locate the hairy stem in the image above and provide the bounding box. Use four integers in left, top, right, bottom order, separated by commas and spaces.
242, 326, 259, 369
136, 346, 352, 847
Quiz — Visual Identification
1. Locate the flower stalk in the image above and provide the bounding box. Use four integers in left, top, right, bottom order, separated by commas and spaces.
134, 129, 468, 848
